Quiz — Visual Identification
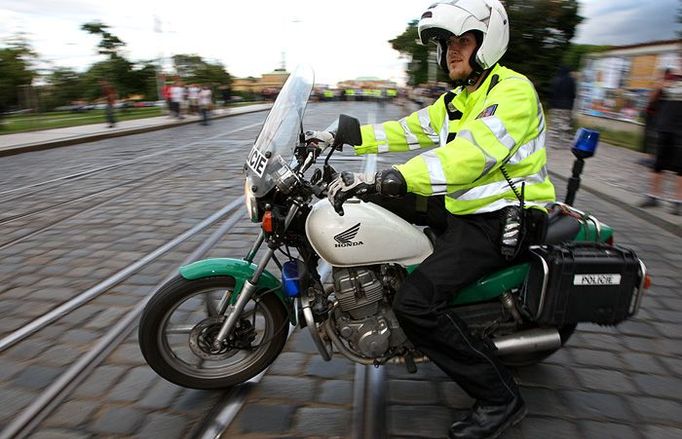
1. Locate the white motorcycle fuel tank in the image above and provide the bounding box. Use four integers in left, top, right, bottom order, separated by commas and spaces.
305, 199, 434, 267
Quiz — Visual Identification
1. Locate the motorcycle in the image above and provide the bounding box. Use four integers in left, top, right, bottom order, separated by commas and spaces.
139, 66, 650, 389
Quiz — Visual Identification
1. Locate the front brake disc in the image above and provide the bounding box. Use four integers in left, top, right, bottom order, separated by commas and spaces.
188, 317, 237, 361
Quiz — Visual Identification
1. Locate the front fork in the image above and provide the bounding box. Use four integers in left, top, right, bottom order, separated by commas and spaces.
215, 230, 266, 313
212, 202, 300, 349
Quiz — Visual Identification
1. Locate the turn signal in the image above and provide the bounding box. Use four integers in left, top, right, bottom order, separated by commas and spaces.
644, 275, 652, 290
262, 211, 273, 233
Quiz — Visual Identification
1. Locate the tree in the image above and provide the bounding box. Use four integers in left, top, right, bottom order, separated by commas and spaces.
81, 21, 126, 59
79, 57, 132, 100
389, 20, 429, 86
44, 67, 84, 109
78, 21, 131, 101
172, 54, 231, 86
503, 0, 583, 95
127, 62, 160, 100
78, 22, 160, 101
560, 44, 611, 72
389, 20, 449, 86
0, 34, 37, 115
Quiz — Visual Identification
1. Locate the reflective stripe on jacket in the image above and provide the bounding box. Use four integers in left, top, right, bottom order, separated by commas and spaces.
354, 64, 555, 215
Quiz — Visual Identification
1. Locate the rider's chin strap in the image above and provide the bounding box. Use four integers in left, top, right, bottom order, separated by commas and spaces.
465, 67, 484, 87
451, 59, 488, 88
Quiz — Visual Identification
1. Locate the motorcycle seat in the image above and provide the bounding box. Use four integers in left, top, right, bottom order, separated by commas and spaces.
422, 206, 582, 247
543, 206, 582, 245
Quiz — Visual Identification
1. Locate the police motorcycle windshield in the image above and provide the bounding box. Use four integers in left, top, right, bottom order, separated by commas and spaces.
245, 65, 314, 197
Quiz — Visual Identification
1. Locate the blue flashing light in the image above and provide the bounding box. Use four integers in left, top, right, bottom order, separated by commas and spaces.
572, 128, 600, 159
281, 260, 301, 298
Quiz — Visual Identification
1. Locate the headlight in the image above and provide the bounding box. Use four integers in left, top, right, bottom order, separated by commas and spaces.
244, 179, 259, 222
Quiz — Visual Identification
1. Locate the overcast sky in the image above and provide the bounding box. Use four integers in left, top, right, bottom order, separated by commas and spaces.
0, 0, 679, 86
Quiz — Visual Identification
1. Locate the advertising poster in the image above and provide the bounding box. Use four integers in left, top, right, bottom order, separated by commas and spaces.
578, 55, 651, 123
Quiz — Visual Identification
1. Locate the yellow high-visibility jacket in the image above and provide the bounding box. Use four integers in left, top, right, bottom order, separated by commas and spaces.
355, 64, 556, 215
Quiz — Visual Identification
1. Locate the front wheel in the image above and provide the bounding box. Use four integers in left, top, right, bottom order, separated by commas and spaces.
138, 275, 289, 389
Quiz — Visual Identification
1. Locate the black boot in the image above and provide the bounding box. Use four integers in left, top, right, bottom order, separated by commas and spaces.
448, 395, 527, 439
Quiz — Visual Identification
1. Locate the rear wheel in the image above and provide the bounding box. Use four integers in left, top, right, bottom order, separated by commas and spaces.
498, 324, 576, 367
138, 275, 289, 389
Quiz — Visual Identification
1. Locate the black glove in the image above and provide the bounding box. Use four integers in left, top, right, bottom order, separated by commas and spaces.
327, 171, 377, 215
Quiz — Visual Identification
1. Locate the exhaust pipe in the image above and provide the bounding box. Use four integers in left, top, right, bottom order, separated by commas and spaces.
493, 328, 561, 356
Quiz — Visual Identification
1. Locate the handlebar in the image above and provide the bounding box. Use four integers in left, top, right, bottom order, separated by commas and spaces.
289, 143, 351, 216
296, 161, 337, 201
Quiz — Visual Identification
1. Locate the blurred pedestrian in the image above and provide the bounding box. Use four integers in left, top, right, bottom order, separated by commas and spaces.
642, 69, 671, 156
548, 66, 576, 148
162, 79, 172, 116
170, 79, 185, 119
188, 83, 200, 115
199, 85, 213, 126
99, 80, 117, 128
220, 84, 231, 107
640, 72, 682, 215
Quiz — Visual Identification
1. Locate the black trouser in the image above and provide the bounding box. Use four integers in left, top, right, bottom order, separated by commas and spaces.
654, 131, 682, 175
105, 103, 116, 126
370, 194, 520, 404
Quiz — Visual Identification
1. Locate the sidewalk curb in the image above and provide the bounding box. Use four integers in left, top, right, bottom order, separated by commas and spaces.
0, 105, 271, 158
549, 170, 682, 238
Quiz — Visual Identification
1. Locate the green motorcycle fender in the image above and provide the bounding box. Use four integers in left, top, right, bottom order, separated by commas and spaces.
454, 263, 530, 305
179, 258, 296, 325
407, 262, 530, 306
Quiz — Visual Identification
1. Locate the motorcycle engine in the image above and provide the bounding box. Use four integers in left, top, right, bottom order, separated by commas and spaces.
332, 266, 407, 358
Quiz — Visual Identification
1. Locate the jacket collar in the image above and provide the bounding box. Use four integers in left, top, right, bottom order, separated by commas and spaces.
449, 64, 502, 113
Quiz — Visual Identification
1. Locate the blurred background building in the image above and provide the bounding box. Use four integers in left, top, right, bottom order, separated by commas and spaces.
336, 77, 398, 91
232, 68, 289, 96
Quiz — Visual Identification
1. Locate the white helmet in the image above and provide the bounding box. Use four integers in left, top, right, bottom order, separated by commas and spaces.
418, 0, 509, 75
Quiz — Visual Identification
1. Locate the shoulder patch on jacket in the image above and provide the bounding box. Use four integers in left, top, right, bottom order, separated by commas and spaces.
477, 104, 498, 119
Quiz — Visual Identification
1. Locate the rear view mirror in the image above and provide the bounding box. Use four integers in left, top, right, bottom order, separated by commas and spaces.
333, 114, 362, 149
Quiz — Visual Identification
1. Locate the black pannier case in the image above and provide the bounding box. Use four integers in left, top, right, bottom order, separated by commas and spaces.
523, 243, 644, 326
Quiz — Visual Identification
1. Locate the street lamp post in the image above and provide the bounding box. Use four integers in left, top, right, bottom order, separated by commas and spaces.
154, 15, 164, 104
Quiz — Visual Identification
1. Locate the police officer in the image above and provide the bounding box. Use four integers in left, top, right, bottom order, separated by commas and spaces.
309, 1, 554, 437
